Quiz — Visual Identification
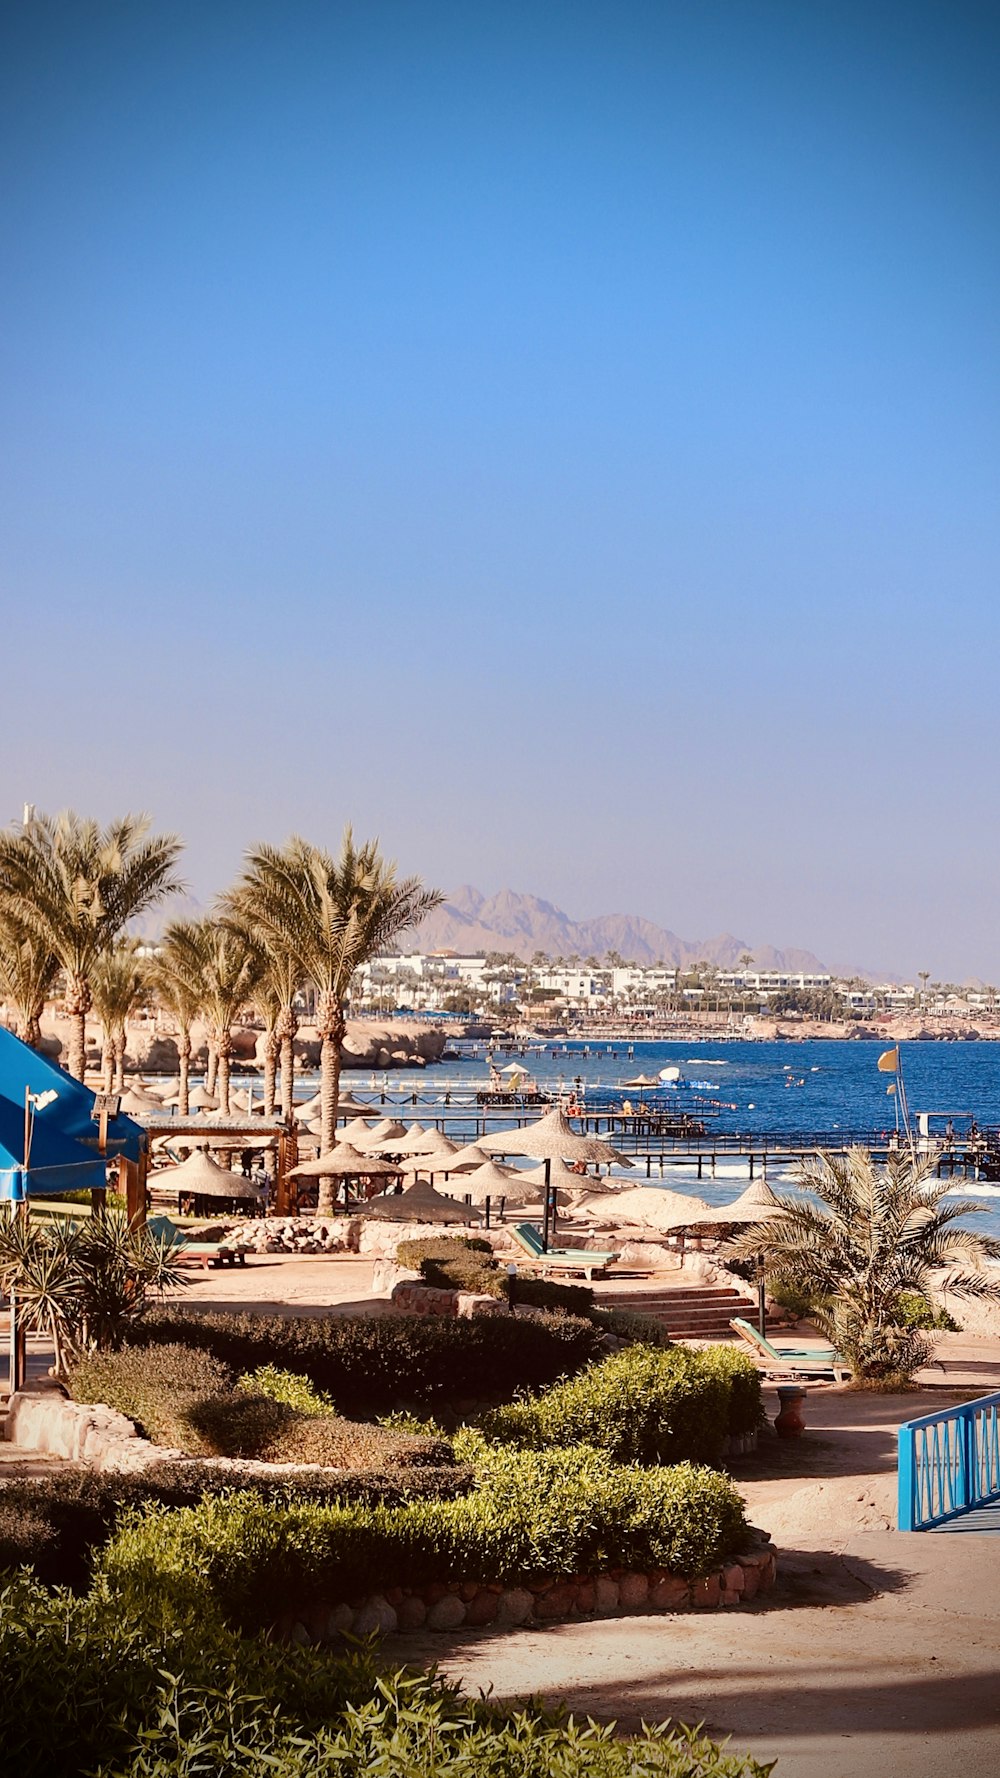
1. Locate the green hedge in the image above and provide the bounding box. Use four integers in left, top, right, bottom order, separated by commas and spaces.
0, 1573, 771, 1778
71, 1345, 456, 1469
397, 1235, 595, 1317
132, 1308, 604, 1411
100, 1445, 748, 1628
479, 1345, 760, 1465
0, 1464, 472, 1591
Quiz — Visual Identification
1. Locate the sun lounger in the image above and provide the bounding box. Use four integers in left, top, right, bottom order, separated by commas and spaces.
730, 1317, 849, 1380
146, 1214, 247, 1269
511, 1222, 619, 1280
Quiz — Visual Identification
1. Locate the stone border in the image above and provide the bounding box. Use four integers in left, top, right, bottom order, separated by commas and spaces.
278, 1542, 778, 1643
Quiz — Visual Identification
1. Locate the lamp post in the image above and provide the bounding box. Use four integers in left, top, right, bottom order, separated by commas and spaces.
8, 1087, 58, 1393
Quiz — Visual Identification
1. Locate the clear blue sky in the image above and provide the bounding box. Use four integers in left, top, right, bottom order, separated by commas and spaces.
2, 2, 998, 980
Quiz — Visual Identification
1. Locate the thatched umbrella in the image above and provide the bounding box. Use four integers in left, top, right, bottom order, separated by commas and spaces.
456, 1158, 538, 1228
118, 1086, 166, 1115
287, 1142, 403, 1208
359, 1178, 483, 1224
150, 1147, 265, 1207
479, 1108, 631, 1249
706, 1178, 786, 1332
621, 1074, 662, 1090
581, 1186, 716, 1257
444, 1142, 492, 1172
187, 1084, 219, 1111
351, 1119, 410, 1150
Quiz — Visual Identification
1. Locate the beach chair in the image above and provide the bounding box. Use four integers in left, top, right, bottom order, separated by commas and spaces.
511, 1222, 619, 1281
730, 1317, 849, 1380
146, 1214, 247, 1269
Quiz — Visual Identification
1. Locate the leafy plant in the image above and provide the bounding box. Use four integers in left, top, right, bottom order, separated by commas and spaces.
730, 1148, 1000, 1385
0, 1209, 187, 1372
99, 1447, 749, 1628
0, 1573, 772, 1778
132, 1307, 604, 1412
479, 1345, 743, 1465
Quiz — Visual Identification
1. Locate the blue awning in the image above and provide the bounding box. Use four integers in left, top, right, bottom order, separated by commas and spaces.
0, 1025, 146, 1164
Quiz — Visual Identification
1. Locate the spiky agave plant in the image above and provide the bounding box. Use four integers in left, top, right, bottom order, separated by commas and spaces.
730, 1146, 1000, 1385
0, 1208, 187, 1371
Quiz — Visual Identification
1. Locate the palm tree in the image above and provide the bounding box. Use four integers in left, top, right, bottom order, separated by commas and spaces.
222, 887, 306, 1119
233, 830, 442, 1213
0, 915, 59, 1047
732, 1147, 1000, 1383
188, 920, 263, 1114
0, 812, 182, 1079
151, 920, 208, 1115
90, 938, 149, 1091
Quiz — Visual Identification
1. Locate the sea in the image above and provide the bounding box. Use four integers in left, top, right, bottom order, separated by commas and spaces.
288, 1037, 1000, 1239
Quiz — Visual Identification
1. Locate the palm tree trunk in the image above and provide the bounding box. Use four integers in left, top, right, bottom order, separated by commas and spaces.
216, 1032, 232, 1114
102, 1041, 114, 1093
24, 1010, 42, 1049
113, 1036, 126, 1093
65, 976, 91, 1081
178, 1030, 191, 1117
206, 1043, 218, 1095
317, 999, 345, 1217
263, 1031, 279, 1117
277, 1008, 298, 1120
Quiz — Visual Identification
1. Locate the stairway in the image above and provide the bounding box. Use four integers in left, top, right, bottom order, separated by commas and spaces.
595, 1284, 768, 1342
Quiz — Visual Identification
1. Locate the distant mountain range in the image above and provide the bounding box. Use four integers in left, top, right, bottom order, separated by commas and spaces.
411, 886, 829, 973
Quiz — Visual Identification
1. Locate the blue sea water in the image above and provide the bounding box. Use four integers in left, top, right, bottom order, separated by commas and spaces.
347, 1038, 1000, 1237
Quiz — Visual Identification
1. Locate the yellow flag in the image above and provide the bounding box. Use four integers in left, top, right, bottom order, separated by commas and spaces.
877, 1048, 899, 1073
886, 1083, 896, 1096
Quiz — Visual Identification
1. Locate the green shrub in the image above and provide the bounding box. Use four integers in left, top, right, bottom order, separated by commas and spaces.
696, 1346, 766, 1439
100, 1447, 748, 1628
133, 1308, 603, 1412
0, 1573, 771, 1778
591, 1304, 673, 1346
70, 1343, 232, 1446
479, 1345, 734, 1465
396, 1237, 596, 1317
891, 1290, 960, 1332
0, 1464, 473, 1590
514, 1275, 595, 1316
238, 1363, 337, 1415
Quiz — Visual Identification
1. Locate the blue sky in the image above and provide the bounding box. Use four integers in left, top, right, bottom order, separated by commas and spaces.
2, 2, 998, 978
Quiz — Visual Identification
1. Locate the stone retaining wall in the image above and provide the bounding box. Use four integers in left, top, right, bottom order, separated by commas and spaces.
277, 1540, 778, 1644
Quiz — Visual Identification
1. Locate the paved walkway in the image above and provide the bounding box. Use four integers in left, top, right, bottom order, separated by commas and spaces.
388, 1355, 1000, 1778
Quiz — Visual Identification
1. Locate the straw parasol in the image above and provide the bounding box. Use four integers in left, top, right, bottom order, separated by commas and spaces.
150, 1147, 265, 1202
479, 1108, 631, 1249
187, 1084, 219, 1111
704, 1178, 785, 1225
118, 1087, 166, 1115
382, 1123, 430, 1154
287, 1143, 403, 1182
582, 1185, 715, 1233
444, 1142, 492, 1172
359, 1179, 483, 1224
478, 1107, 631, 1167
621, 1074, 662, 1089
351, 1119, 410, 1150
456, 1159, 541, 1226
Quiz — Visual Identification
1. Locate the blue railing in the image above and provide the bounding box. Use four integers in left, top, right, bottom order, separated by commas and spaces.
898, 1393, 1000, 1530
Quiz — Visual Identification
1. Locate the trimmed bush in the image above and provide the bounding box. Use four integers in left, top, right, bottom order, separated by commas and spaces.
397, 1236, 595, 1317
480, 1345, 735, 1465
133, 1308, 604, 1411
0, 1573, 771, 1778
0, 1464, 473, 1590
591, 1304, 673, 1347
238, 1363, 337, 1415
71, 1343, 232, 1447
100, 1446, 749, 1628
72, 1347, 457, 1469
696, 1346, 766, 1440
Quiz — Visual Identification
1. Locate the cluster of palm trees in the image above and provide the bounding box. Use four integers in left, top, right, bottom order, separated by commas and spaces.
0, 812, 442, 1211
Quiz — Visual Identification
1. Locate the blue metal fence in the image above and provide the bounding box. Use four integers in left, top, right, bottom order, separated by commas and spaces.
898, 1393, 1000, 1530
